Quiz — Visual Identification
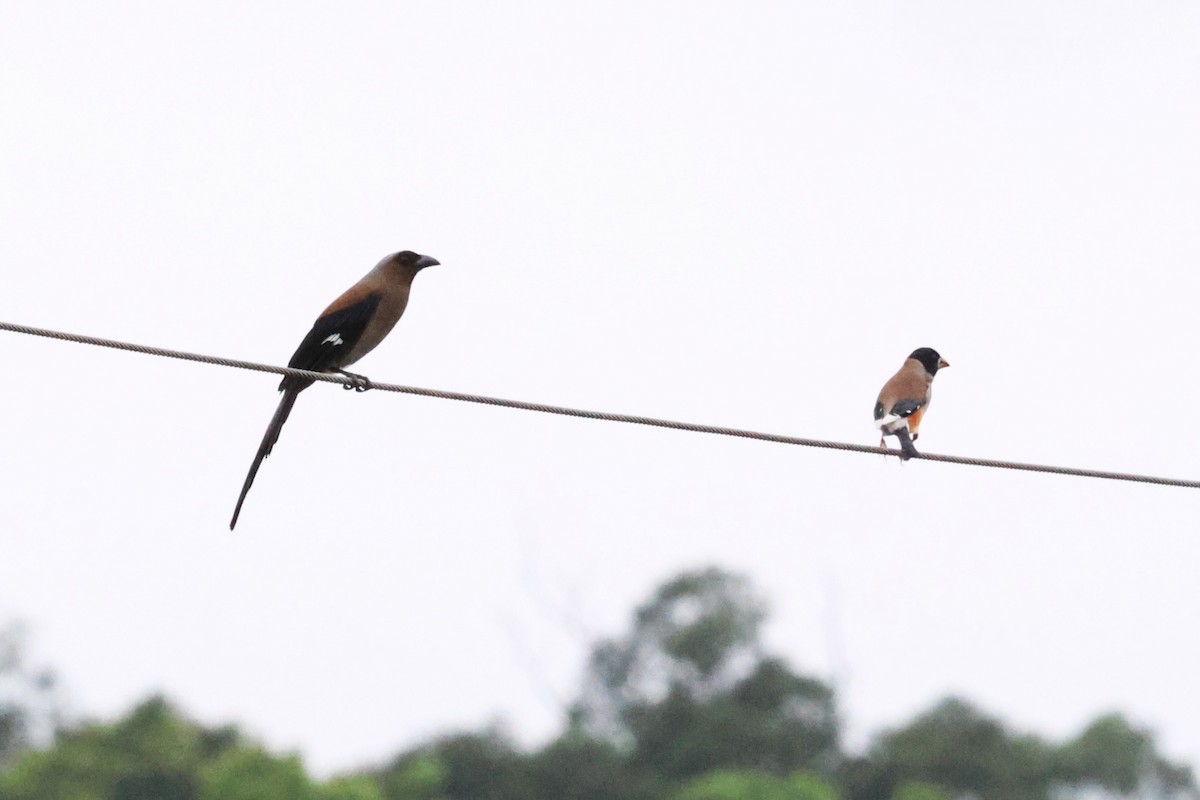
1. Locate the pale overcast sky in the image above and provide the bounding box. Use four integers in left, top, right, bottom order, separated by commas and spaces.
3, 0, 1199, 778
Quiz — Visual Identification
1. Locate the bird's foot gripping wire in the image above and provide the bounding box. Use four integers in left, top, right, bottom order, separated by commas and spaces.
336, 370, 373, 392
895, 429, 920, 461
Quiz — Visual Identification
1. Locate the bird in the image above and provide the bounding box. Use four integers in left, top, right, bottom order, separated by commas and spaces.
874, 347, 949, 461
230, 250, 440, 529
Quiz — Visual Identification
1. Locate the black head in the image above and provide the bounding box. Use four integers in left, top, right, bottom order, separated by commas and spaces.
393, 251, 440, 270
909, 347, 949, 375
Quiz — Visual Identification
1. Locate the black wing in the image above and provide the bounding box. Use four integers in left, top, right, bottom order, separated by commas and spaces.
888, 397, 925, 418
279, 292, 382, 390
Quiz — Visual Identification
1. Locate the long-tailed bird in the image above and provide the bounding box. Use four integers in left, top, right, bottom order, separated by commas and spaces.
230, 250, 439, 529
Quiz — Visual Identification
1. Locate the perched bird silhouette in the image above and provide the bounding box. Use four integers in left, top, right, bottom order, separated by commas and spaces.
874, 347, 949, 460
230, 250, 439, 529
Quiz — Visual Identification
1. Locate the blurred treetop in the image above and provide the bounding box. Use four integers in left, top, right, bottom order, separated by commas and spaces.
2, 568, 1195, 800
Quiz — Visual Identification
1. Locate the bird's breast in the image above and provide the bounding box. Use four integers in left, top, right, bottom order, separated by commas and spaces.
343, 288, 410, 366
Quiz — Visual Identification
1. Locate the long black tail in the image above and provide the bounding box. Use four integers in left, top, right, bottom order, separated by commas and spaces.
895, 428, 920, 461
230, 389, 301, 529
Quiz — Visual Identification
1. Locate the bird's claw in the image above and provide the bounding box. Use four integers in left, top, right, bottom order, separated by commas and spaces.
338, 372, 372, 392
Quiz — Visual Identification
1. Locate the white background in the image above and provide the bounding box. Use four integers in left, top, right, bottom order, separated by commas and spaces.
2, 1, 1198, 777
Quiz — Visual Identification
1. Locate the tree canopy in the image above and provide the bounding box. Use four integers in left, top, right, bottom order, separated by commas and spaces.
2, 568, 1195, 800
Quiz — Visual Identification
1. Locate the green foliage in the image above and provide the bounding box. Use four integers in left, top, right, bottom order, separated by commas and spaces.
626, 670, 837, 782
0, 696, 204, 800
647, 570, 766, 681
199, 747, 314, 800
846, 699, 1200, 800
672, 768, 837, 800
316, 775, 385, 800
860, 697, 1055, 800
527, 732, 665, 800
2, 572, 1199, 800
0, 695, 326, 800
789, 771, 839, 800
1057, 712, 1147, 791
578, 568, 839, 782
888, 781, 949, 800
420, 731, 533, 800
582, 567, 767, 740
375, 754, 444, 800
1055, 713, 1196, 797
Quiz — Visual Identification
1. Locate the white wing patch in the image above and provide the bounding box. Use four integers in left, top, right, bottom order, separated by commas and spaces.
322, 333, 345, 347
876, 413, 909, 434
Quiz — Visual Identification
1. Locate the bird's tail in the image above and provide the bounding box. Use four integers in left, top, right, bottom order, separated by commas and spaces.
230, 389, 301, 530
895, 428, 920, 461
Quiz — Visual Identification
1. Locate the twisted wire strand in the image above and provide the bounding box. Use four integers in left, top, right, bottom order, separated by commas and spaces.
4, 319, 1198, 489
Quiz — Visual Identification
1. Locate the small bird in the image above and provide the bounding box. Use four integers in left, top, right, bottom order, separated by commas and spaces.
874, 347, 949, 460
230, 250, 439, 529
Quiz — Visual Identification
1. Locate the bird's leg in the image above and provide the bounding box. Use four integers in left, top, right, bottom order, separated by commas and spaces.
335, 370, 373, 392
895, 429, 919, 461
